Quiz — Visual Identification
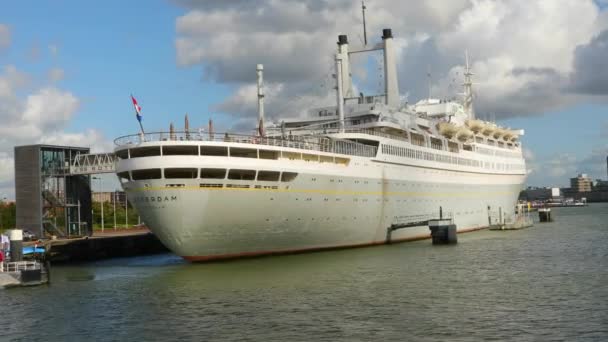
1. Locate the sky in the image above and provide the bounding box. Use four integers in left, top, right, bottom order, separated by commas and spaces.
1, 0, 608, 199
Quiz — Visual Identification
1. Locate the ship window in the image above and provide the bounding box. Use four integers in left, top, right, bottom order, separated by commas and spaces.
282, 152, 301, 160
259, 150, 279, 160
230, 147, 257, 158
320, 155, 333, 163
257, 171, 280, 181
302, 153, 319, 162
200, 183, 223, 188
447, 141, 459, 153
115, 149, 129, 159
117, 171, 130, 181
164, 168, 198, 179
335, 157, 349, 165
131, 168, 162, 180
201, 168, 226, 179
430, 137, 443, 150
130, 146, 161, 158
162, 145, 198, 156
463, 144, 473, 151
228, 169, 256, 180
201, 146, 228, 156
280, 172, 298, 182
411, 133, 426, 147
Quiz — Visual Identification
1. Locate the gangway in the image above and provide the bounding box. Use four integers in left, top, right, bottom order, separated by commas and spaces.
69, 152, 117, 175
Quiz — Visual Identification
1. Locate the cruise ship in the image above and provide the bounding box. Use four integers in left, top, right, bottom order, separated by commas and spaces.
114, 29, 527, 261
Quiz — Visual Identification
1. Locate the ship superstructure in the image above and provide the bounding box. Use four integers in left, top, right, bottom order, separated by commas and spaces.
114, 28, 526, 261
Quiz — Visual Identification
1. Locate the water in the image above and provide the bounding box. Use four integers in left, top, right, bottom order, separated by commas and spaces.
1, 204, 607, 341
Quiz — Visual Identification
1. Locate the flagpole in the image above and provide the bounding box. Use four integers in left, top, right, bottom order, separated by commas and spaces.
138, 120, 145, 135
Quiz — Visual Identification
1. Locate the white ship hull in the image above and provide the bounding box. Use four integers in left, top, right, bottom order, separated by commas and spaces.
120, 145, 525, 261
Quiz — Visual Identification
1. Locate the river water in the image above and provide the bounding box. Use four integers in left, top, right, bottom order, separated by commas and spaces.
1, 204, 607, 341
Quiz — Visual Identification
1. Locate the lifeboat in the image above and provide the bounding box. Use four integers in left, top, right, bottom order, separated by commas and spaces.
456, 127, 474, 142
481, 123, 496, 136
493, 127, 506, 140
502, 130, 514, 141
437, 122, 458, 139
465, 119, 484, 134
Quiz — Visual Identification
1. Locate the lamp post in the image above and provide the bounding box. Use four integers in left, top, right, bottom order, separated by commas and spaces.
113, 191, 117, 231
125, 193, 128, 229
0, 196, 6, 232
92, 177, 104, 232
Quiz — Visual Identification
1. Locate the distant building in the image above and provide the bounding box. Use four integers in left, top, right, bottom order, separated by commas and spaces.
519, 187, 553, 201
570, 173, 592, 192
595, 180, 608, 191
92, 191, 126, 205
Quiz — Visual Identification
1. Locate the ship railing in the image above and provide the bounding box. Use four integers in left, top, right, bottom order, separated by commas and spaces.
2, 261, 42, 273
114, 131, 378, 158
266, 123, 410, 143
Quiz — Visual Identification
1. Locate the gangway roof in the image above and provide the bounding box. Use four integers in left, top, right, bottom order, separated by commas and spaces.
69, 152, 117, 175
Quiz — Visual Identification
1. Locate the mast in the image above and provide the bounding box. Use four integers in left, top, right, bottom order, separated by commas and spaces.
335, 53, 345, 133
361, 1, 367, 46
463, 50, 475, 120
256, 64, 265, 136
427, 65, 432, 100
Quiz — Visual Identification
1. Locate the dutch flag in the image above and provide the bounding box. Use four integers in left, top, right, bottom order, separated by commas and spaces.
131, 94, 142, 122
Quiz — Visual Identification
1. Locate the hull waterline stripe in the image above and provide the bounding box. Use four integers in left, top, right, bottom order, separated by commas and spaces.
126, 185, 517, 198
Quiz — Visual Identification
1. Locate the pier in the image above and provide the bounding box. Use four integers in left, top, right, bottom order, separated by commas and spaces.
31, 228, 168, 263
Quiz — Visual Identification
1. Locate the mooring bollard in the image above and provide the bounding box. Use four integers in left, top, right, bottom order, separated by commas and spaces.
538, 208, 552, 222
9, 229, 23, 262
428, 219, 457, 245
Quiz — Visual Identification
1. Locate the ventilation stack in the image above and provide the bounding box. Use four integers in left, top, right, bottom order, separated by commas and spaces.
382, 29, 400, 108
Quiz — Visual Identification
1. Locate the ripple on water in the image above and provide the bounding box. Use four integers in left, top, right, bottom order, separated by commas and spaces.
1, 204, 607, 341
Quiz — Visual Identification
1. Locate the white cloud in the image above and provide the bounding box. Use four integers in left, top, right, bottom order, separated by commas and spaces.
175, 0, 608, 121
22, 87, 79, 133
48, 67, 65, 82
0, 64, 111, 199
39, 129, 113, 153
0, 24, 10, 50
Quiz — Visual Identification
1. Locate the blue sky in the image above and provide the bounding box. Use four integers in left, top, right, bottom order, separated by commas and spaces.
1, 0, 607, 197
1, 1, 232, 136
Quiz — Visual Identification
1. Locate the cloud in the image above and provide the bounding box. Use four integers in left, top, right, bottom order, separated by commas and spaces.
174, 0, 608, 122
570, 30, 608, 95
48, 67, 65, 82
39, 129, 113, 153
0, 64, 111, 199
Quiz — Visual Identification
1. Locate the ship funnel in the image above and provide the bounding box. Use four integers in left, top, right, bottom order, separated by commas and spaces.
337, 34, 353, 98
382, 28, 400, 108
335, 53, 345, 133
